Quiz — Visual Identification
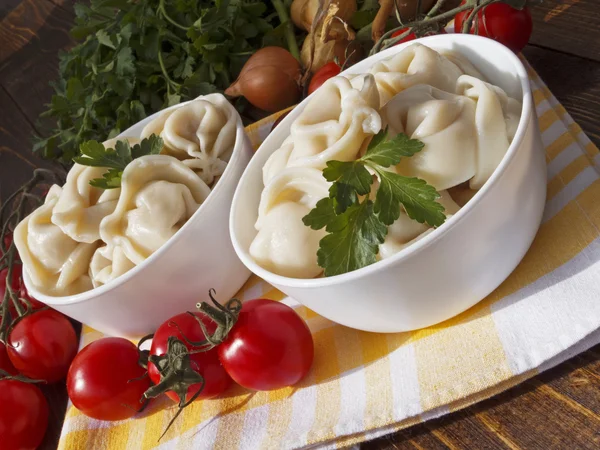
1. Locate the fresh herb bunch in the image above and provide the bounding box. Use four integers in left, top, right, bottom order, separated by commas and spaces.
303, 129, 446, 276
35, 0, 299, 165
74, 135, 164, 189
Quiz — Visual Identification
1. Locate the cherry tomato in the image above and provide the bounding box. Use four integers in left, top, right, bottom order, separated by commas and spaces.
308, 62, 342, 95
67, 337, 150, 421
149, 312, 232, 403
0, 265, 22, 300
1, 234, 15, 259
218, 299, 313, 391
18, 283, 45, 311
1, 265, 44, 319
391, 28, 417, 44
8, 309, 78, 383
454, 2, 532, 53
0, 341, 16, 375
0, 379, 48, 450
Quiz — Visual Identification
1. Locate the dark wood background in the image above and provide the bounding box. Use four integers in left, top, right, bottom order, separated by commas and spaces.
1, 1, 600, 448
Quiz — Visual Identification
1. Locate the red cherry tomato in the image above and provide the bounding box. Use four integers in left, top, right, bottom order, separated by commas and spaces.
1, 265, 44, 319
391, 28, 417, 44
0, 341, 17, 375
149, 312, 233, 403
67, 337, 150, 421
18, 283, 45, 311
0, 379, 48, 450
308, 62, 342, 95
454, 2, 532, 53
218, 299, 314, 391
391, 27, 446, 45
8, 309, 78, 383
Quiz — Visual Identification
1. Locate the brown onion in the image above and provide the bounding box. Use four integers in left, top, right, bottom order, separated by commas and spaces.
225, 47, 302, 113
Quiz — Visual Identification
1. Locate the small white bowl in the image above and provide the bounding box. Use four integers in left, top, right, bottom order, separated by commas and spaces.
229, 34, 547, 333
25, 99, 253, 338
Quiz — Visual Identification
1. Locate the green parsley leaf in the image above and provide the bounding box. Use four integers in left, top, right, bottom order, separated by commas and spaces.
374, 169, 446, 227
89, 168, 123, 189
361, 130, 425, 167
323, 160, 373, 195
75, 134, 163, 189
73, 140, 127, 168
316, 200, 387, 277
131, 134, 163, 159
302, 198, 337, 230
329, 183, 358, 214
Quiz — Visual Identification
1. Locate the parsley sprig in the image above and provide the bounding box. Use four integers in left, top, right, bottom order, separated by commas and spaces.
73, 134, 163, 189
303, 129, 446, 276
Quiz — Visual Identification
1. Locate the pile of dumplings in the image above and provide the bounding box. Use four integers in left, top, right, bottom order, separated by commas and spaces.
250, 43, 522, 279
15, 94, 238, 297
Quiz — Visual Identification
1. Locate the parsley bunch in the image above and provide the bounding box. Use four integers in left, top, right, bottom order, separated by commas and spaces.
303, 130, 447, 276
35, 0, 300, 165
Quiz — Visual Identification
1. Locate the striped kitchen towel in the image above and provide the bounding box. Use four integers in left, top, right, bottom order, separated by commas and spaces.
57, 58, 600, 450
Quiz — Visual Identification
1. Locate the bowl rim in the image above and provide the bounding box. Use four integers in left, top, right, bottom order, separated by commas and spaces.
229, 33, 533, 289
26, 94, 249, 305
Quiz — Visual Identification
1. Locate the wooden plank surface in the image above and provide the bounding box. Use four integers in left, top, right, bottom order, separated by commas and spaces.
529, 0, 600, 63
1, 1, 600, 449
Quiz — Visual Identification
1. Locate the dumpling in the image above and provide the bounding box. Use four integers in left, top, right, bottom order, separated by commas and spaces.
359, 43, 464, 106
140, 94, 237, 186
438, 50, 486, 80
379, 191, 460, 259
262, 136, 294, 185
14, 185, 98, 296
282, 75, 381, 171
51, 138, 139, 243
99, 155, 212, 265
456, 75, 522, 189
250, 167, 330, 278
382, 84, 478, 191
89, 245, 136, 288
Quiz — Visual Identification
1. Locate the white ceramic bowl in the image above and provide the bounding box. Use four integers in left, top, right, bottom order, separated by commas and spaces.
230, 34, 547, 333
25, 99, 253, 338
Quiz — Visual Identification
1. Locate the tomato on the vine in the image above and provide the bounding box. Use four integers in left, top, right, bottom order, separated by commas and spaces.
8, 309, 78, 383
391, 27, 446, 45
217, 299, 314, 391
149, 312, 233, 403
67, 337, 150, 421
391, 28, 417, 44
0, 341, 16, 375
454, 2, 532, 53
0, 379, 48, 450
308, 62, 342, 95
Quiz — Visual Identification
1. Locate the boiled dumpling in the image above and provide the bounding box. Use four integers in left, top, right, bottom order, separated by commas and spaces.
382, 84, 478, 191
99, 155, 212, 265
456, 75, 522, 189
361, 43, 464, 106
89, 245, 136, 288
14, 185, 98, 296
283, 75, 381, 171
51, 138, 139, 243
438, 50, 486, 80
140, 94, 237, 186
379, 191, 460, 259
250, 167, 330, 278
262, 136, 295, 185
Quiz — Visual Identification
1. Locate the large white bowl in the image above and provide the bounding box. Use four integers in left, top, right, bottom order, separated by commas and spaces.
229, 34, 547, 333
25, 99, 253, 338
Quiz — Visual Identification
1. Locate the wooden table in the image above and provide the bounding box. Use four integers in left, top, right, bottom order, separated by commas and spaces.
1, 1, 600, 448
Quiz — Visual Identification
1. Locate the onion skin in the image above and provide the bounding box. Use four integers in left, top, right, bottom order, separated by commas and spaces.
225, 47, 301, 113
